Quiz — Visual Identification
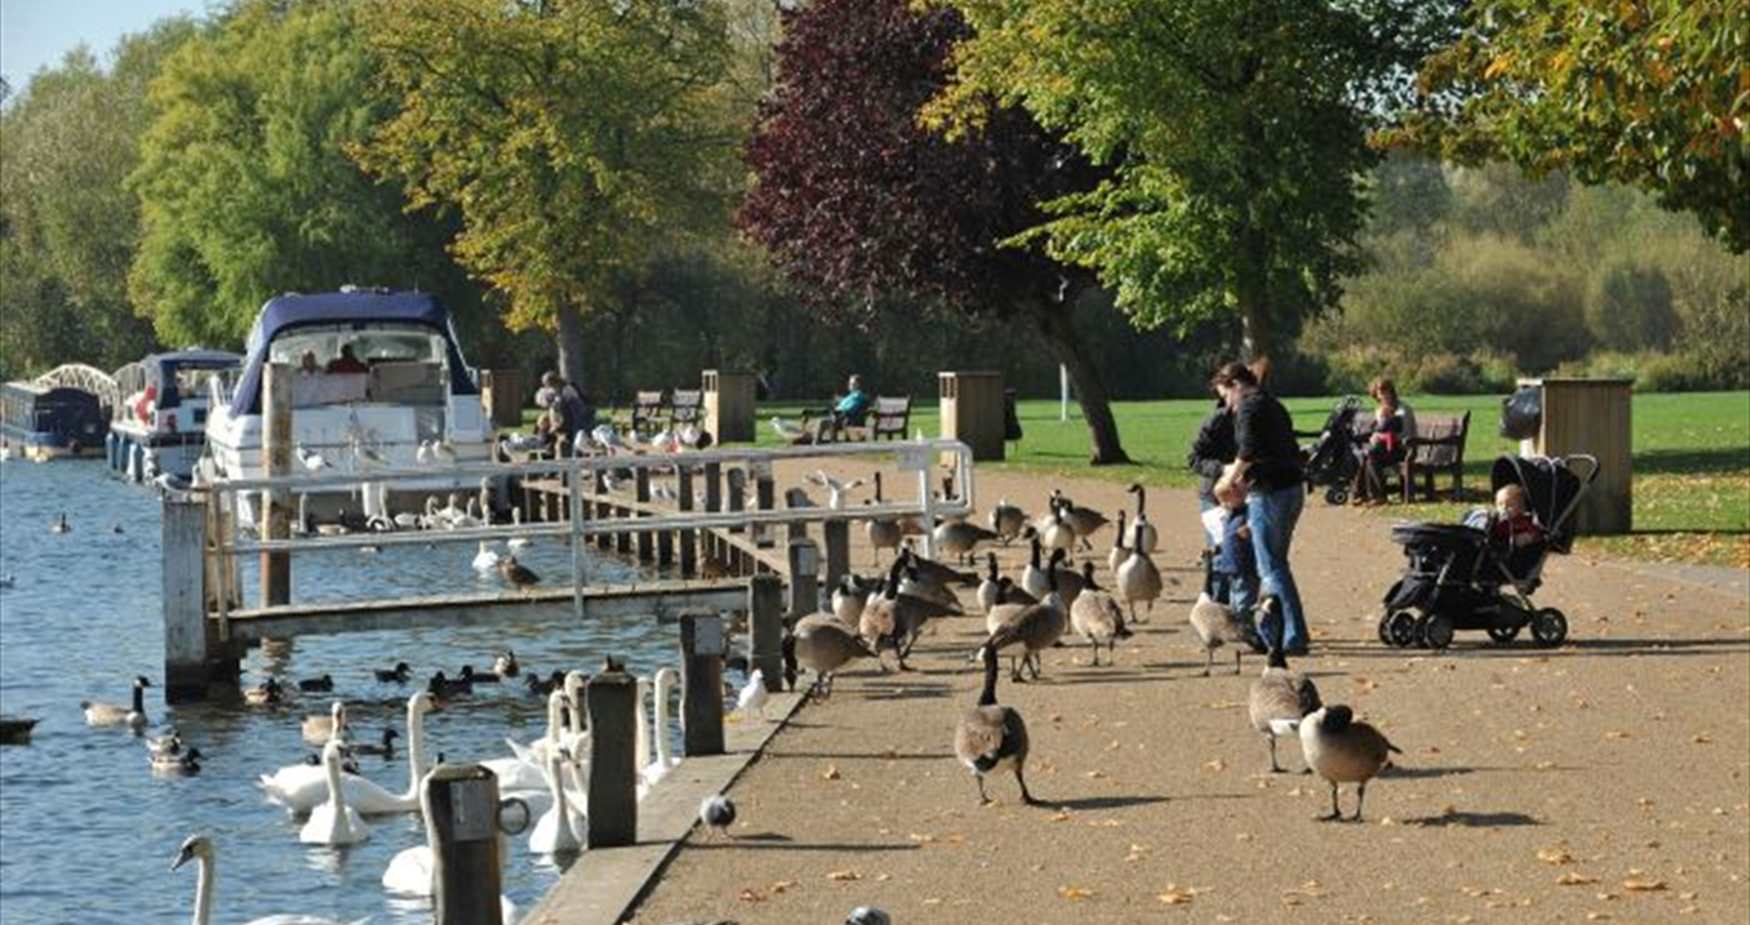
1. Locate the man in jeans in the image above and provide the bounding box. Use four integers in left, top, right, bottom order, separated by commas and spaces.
1212, 361, 1309, 654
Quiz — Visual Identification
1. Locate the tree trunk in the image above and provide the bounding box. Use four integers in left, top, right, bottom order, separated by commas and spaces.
1235, 223, 1275, 364
555, 302, 586, 391
1026, 298, 1130, 465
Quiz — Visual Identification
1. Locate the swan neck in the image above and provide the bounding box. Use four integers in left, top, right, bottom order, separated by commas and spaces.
191, 851, 214, 925
404, 699, 427, 799
132, 684, 145, 715
634, 680, 651, 772
653, 674, 673, 764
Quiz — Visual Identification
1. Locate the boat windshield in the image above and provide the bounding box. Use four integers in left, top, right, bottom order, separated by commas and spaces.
173, 367, 230, 401
266, 324, 450, 407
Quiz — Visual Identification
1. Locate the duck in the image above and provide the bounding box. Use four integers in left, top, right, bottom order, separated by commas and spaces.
1189, 591, 1253, 676
955, 643, 1037, 805
528, 747, 585, 854
300, 739, 369, 845
864, 473, 902, 565
807, 469, 866, 509
1054, 492, 1110, 551
791, 614, 876, 699
458, 664, 500, 684
297, 674, 334, 693
1300, 705, 1401, 822
525, 669, 565, 697
173, 834, 369, 925
471, 541, 500, 571
83, 675, 151, 733
1, 715, 40, 744
1114, 519, 1165, 624
243, 678, 283, 706
980, 558, 1067, 682
300, 701, 347, 746
1126, 483, 1159, 554
932, 517, 999, 566
373, 661, 412, 684
50, 513, 71, 534
1248, 599, 1322, 773
492, 650, 520, 677
1107, 510, 1129, 573
347, 727, 399, 759
499, 554, 540, 589
975, 553, 1003, 615
427, 671, 472, 698
1069, 568, 1132, 666
987, 498, 1027, 545
260, 691, 432, 815
1020, 530, 1050, 600
150, 746, 203, 776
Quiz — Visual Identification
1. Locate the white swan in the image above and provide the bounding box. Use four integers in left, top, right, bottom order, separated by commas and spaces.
486, 689, 563, 793
300, 740, 369, 845
528, 748, 584, 854
385, 776, 520, 922
507, 508, 533, 550
640, 668, 679, 791
261, 692, 432, 815
173, 834, 368, 925
471, 541, 500, 572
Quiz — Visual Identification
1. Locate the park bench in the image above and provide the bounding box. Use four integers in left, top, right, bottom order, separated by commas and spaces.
630, 389, 667, 435
1402, 410, 1471, 502
801, 394, 914, 443
669, 388, 703, 428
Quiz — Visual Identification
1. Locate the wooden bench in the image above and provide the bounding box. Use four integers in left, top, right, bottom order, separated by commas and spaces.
669, 388, 703, 427
1402, 410, 1471, 502
630, 390, 667, 435
847, 395, 913, 441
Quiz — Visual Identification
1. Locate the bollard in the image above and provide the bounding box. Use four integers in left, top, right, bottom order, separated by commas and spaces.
635, 468, 653, 562
754, 464, 775, 548
786, 538, 820, 619
585, 668, 638, 848
425, 763, 506, 925
824, 519, 851, 594
704, 461, 723, 513
725, 466, 747, 531
678, 613, 725, 756
678, 466, 697, 578
163, 494, 237, 702
748, 575, 786, 691
259, 363, 292, 607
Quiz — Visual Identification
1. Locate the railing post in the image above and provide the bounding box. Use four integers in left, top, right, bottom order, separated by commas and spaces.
585, 668, 638, 848
748, 575, 785, 692
635, 468, 653, 563
569, 458, 585, 621
824, 519, 850, 595
678, 613, 725, 756
678, 465, 697, 578
424, 764, 505, 925
259, 362, 292, 606
704, 461, 722, 514
754, 463, 775, 548
725, 466, 746, 532
786, 538, 819, 620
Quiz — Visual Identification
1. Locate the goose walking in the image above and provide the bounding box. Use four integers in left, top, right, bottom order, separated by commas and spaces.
1020, 529, 1050, 600
1054, 492, 1110, 551
980, 557, 1067, 682
955, 644, 1036, 805
988, 498, 1027, 545
975, 553, 1002, 615
174, 834, 368, 924
1039, 499, 1076, 554
301, 740, 369, 845
1248, 599, 1322, 773
792, 614, 875, 699
933, 517, 999, 565
1126, 483, 1158, 554
1114, 519, 1164, 624
1107, 510, 1129, 573
83, 676, 151, 733
1300, 705, 1401, 822
1189, 591, 1253, 675
831, 574, 870, 627
1069, 570, 1132, 666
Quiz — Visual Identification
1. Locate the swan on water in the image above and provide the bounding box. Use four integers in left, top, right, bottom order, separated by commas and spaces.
173, 834, 369, 925
300, 740, 369, 845
261, 692, 431, 815
636, 668, 679, 793
488, 689, 565, 794
528, 748, 584, 854
472, 541, 501, 572
507, 508, 532, 550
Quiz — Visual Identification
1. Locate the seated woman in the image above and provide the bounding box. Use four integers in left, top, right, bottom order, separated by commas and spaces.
1353, 377, 1415, 504
813, 374, 871, 442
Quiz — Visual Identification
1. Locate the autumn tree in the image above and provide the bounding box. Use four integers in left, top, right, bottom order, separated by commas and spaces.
1396, 0, 1749, 252
353, 0, 737, 390
931, 0, 1459, 362
740, 0, 1131, 463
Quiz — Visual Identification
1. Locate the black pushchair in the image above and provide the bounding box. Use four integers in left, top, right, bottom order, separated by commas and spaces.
1301, 395, 1366, 505
1377, 454, 1600, 649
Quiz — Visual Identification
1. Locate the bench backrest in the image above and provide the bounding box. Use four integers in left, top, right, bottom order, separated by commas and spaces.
1411, 411, 1470, 467
872, 395, 912, 436
670, 389, 703, 423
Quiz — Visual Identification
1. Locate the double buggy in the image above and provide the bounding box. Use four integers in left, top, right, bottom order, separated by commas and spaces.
1377, 454, 1600, 649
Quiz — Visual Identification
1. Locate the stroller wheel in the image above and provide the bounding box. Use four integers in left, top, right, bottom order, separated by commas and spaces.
1383, 610, 1418, 647
1531, 608, 1568, 647
1420, 612, 1455, 650
1324, 486, 1349, 506
1376, 612, 1395, 646
1486, 624, 1521, 644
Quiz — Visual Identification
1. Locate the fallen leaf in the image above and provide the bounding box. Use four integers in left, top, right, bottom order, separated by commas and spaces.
1538, 846, 1576, 865
1559, 872, 1600, 886
908, 832, 935, 843
1604, 730, 1631, 740
1058, 886, 1094, 900
1085, 770, 1107, 779
1693, 734, 1713, 744
821, 765, 841, 780
1203, 759, 1226, 772
1088, 818, 1123, 827
739, 889, 767, 902
826, 869, 860, 882
1158, 885, 1197, 905
770, 880, 797, 894
1623, 878, 1667, 892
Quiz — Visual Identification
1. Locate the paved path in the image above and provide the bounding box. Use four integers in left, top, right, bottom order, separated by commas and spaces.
613, 466, 1749, 925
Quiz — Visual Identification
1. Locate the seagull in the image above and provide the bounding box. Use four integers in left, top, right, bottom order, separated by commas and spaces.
433, 440, 458, 464
806, 470, 866, 510
699, 795, 736, 839
296, 445, 331, 471
352, 439, 387, 468
770, 416, 806, 442
591, 425, 631, 454
737, 669, 769, 720
154, 472, 193, 493
416, 440, 433, 465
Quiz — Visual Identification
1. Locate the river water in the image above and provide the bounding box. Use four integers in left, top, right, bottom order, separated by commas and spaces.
0, 459, 686, 923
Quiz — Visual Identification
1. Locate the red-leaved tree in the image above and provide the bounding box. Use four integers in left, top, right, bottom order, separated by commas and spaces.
737, 0, 1129, 464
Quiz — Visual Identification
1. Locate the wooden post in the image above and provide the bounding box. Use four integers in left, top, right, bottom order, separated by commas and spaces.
678, 613, 725, 756
615, 504, 632, 554
754, 466, 775, 548
585, 668, 638, 848
594, 470, 612, 550
704, 461, 722, 514
635, 469, 653, 562
423, 764, 505, 925
657, 524, 674, 567
824, 519, 850, 594
164, 494, 232, 702
748, 575, 785, 691
678, 466, 697, 578
259, 362, 292, 607
787, 537, 820, 620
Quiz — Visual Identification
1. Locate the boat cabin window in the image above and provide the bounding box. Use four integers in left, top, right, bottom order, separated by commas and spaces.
173, 367, 229, 403
267, 325, 449, 407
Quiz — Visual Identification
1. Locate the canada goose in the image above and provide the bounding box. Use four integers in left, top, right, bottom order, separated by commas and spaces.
1020, 530, 1050, 600
146, 728, 184, 757
1126, 483, 1159, 554
955, 644, 1037, 805
899, 547, 978, 591
1054, 492, 1110, 551
807, 469, 866, 509
499, 555, 540, 588
699, 794, 737, 839
174, 834, 369, 925
975, 553, 1002, 614
995, 577, 1037, 607
50, 513, 70, 534
865, 473, 902, 565
243, 678, 283, 706
348, 726, 399, 758
981, 561, 1067, 682
1300, 705, 1401, 822
150, 746, 203, 776
1114, 520, 1164, 624
1248, 600, 1322, 773
1189, 591, 1253, 676
897, 563, 961, 613
374, 661, 412, 684
301, 701, 347, 746
83, 676, 151, 733
832, 574, 871, 626
862, 554, 960, 670
301, 739, 369, 845
792, 614, 875, 699
459, 664, 500, 684
933, 517, 999, 565
1039, 498, 1076, 554
988, 498, 1027, 545
1070, 571, 1132, 666
1049, 552, 1092, 609
1108, 510, 1129, 573
297, 674, 334, 693
493, 650, 520, 677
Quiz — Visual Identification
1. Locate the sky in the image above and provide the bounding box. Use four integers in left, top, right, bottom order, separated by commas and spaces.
1, 0, 206, 91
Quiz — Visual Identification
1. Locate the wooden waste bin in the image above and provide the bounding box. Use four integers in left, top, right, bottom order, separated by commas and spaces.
1519, 377, 1632, 535
479, 369, 527, 429
939, 371, 1004, 461
703, 370, 755, 443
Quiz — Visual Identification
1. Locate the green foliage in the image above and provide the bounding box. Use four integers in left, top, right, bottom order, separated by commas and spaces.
1586, 257, 1678, 351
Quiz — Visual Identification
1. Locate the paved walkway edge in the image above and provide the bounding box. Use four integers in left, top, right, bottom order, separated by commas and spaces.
524, 690, 806, 925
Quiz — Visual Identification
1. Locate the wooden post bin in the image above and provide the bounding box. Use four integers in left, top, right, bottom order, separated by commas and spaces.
939, 371, 1004, 461
1519, 377, 1632, 535
703, 369, 755, 443
480, 369, 527, 429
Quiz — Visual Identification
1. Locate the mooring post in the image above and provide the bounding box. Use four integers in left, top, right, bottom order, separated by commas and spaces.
423, 764, 505, 925
754, 464, 775, 548
704, 461, 722, 514
634, 468, 653, 562
786, 537, 820, 622
824, 519, 851, 594
594, 469, 612, 550
163, 493, 230, 702
259, 362, 292, 607
585, 668, 638, 848
725, 466, 746, 527
678, 465, 697, 578
748, 575, 786, 692
678, 612, 725, 756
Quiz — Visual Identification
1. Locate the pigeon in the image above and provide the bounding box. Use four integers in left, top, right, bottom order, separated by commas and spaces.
847, 908, 892, 925
737, 669, 769, 720
699, 795, 736, 839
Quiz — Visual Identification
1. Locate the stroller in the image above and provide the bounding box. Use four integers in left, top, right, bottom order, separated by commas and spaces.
1377, 454, 1600, 649
1300, 395, 1366, 505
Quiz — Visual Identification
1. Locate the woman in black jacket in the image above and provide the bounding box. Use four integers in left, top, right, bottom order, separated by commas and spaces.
1187, 399, 1248, 608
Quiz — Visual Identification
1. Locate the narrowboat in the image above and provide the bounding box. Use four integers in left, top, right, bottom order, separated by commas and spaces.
0, 379, 109, 461
108, 349, 242, 482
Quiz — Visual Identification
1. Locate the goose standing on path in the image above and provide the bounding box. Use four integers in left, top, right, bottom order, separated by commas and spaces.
1248, 599, 1322, 773
174, 834, 369, 925
1069, 569, 1132, 666
1039, 499, 1076, 554
83, 676, 151, 733
975, 553, 1003, 615
1114, 519, 1164, 624
933, 517, 999, 566
980, 558, 1067, 682
831, 574, 870, 627
1126, 483, 1158, 554
865, 473, 902, 566
50, 513, 71, 534
1300, 705, 1401, 822
955, 644, 1037, 805
988, 498, 1027, 545
300, 739, 369, 845
1020, 529, 1050, 600
792, 614, 876, 699
1055, 493, 1110, 551
1189, 591, 1252, 676
1107, 510, 1129, 573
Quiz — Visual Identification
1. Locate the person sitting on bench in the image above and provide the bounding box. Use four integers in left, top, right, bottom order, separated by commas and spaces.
815, 374, 871, 441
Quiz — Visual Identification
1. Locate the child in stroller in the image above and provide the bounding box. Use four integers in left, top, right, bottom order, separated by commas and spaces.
1377, 454, 1599, 650
1299, 395, 1365, 505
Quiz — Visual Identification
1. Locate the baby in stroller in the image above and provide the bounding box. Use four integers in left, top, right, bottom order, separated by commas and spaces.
1378, 454, 1598, 650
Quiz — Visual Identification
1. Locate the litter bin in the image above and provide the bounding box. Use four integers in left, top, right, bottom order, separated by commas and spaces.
1515, 378, 1632, 534
939, 371, 1004, 461
703, 370, 755, 443
479, 369, 527, 429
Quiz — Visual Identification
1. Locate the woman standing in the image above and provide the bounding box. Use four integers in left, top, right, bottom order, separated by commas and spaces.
1212, 361, 1310, 654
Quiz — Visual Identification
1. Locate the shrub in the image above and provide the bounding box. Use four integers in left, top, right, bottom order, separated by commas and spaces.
1586, 256, 1678, 351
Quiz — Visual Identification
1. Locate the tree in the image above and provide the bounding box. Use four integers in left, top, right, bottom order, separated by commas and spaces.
739, 0, 1132, 462
128, 0, 480, 349
1397, 0, 1750, 252
353, 0, 737, 391
929, 0, 1459, 362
